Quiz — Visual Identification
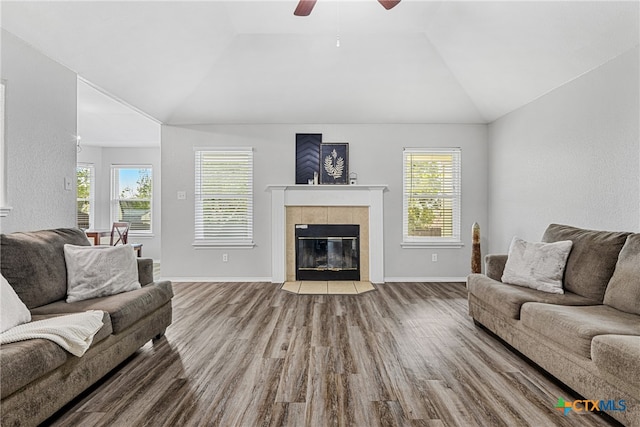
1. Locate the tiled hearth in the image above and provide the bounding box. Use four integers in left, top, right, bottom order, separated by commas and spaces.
267, 185, 387, 284
281, 281, 376, 294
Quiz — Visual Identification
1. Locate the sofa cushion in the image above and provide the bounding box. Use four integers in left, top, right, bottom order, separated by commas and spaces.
591, 335, 640, 399
0, 311, 112, 399
64, 244, 141, 303
542, 224, 630, 302
501, 237, 572, 294
1, 228, 91, 309
31, 281, 173, 334
0, 338, 68, 399
520, 303, 640, 358
1, 274, 31, 333
466, 274, 596, 320
604, 233, 640, 315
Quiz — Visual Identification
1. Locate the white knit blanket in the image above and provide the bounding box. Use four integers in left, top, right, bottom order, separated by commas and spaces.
0, 310, 104, 357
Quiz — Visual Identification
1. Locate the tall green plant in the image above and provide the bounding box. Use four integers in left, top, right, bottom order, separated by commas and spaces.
135, 171, 152, 199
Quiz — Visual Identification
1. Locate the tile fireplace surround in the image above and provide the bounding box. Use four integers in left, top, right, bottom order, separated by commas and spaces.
268, 185, 387, 284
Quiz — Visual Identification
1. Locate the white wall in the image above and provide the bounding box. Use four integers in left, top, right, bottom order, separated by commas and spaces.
487, 46, 640, 253
0, 30, 77, 233
161, 124, 488, 281
78, 145, 162, 260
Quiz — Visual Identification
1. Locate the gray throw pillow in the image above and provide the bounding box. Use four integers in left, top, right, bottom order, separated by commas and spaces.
502, 237, 573, 294
603, 234, 640, 315
64, 244, 141, 303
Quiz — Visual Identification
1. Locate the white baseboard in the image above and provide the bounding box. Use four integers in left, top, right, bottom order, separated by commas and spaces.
165, 277, 273, 283
383, 277, 467, 283
164, 276, 467, 284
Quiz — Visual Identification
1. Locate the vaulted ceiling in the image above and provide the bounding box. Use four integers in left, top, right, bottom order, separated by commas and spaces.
2, 0, 639, 129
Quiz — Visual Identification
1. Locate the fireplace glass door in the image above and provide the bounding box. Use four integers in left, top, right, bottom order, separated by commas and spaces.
295, 224, 360, 281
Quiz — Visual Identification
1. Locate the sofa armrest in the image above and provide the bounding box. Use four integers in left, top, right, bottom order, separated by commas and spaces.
137, 258, 154, 285
485, 254, 508, 281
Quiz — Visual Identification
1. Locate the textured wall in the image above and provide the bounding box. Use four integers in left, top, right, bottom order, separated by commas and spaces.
487, 46, 640, 253
1, 30, 78, 233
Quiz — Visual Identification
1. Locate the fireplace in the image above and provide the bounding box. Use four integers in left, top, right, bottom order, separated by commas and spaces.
295, 224, 360, 281
267, 185, 387, 284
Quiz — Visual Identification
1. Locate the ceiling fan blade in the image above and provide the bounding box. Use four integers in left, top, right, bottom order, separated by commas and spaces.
378, 0, 401, 10
294, 0, 317, 16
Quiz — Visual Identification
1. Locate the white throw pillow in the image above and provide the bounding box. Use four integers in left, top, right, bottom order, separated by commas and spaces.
1, 274, 32, 333
64, 244, 141, 303
501, 237, 573, 294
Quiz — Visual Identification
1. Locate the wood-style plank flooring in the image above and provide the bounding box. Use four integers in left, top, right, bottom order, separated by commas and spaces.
45, 282, 617, 426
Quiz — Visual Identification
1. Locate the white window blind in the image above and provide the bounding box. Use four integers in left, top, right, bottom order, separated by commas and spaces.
403, 148, 461, 245
194, 148, 254, 247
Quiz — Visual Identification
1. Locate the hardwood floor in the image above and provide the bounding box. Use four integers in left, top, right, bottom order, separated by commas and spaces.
45, 282, 617, 427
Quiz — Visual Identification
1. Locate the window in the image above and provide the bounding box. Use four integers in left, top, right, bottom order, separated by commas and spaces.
194, 148, 253, 247
0, 82, 4, 208
0, 81, 10, 217
111, 165, 152, 233
76, 163, 94, 229
403, 148, 461, 246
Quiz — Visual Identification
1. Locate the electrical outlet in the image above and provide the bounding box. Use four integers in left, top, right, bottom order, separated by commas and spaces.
222, 253, 228, 262
432, 253, 438, 262
177, 191, 186, 200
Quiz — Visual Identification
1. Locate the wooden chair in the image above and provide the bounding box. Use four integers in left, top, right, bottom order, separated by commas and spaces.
110, 222, 143, 257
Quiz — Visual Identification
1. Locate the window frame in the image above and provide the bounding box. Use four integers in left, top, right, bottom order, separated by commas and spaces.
193, 147, 255, 248
402, 147, 463, 248
76, 163, 95, 230
0, 81, 9, 218
110, 164, 153, 235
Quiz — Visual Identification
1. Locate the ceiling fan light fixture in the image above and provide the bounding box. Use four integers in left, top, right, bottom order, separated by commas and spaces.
294, 0, 317, 16
294, 0, 401, 16
378, 0, 401, 10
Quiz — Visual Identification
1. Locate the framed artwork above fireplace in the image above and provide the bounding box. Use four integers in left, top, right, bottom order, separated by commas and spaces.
295, 133, 322, 184
320, 143, 349, 185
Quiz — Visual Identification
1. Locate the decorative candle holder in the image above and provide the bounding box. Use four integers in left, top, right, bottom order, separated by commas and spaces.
349, 172, 358, 185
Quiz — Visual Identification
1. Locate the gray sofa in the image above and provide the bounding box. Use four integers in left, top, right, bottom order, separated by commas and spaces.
467, 224, 640, 427
0, 228, 173, 427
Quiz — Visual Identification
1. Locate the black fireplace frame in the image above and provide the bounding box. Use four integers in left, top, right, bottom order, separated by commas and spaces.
295, 224, 360, 281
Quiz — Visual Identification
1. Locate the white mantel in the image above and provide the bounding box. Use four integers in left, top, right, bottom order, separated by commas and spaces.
267, 184, 387, 284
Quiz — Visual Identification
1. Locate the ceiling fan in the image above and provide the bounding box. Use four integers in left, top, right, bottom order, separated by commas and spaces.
294, 0, 401, 16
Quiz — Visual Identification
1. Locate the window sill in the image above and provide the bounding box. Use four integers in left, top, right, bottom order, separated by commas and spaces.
129, 233, 154, 238
192, 241, 255, 249
401, 241, 464, 249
